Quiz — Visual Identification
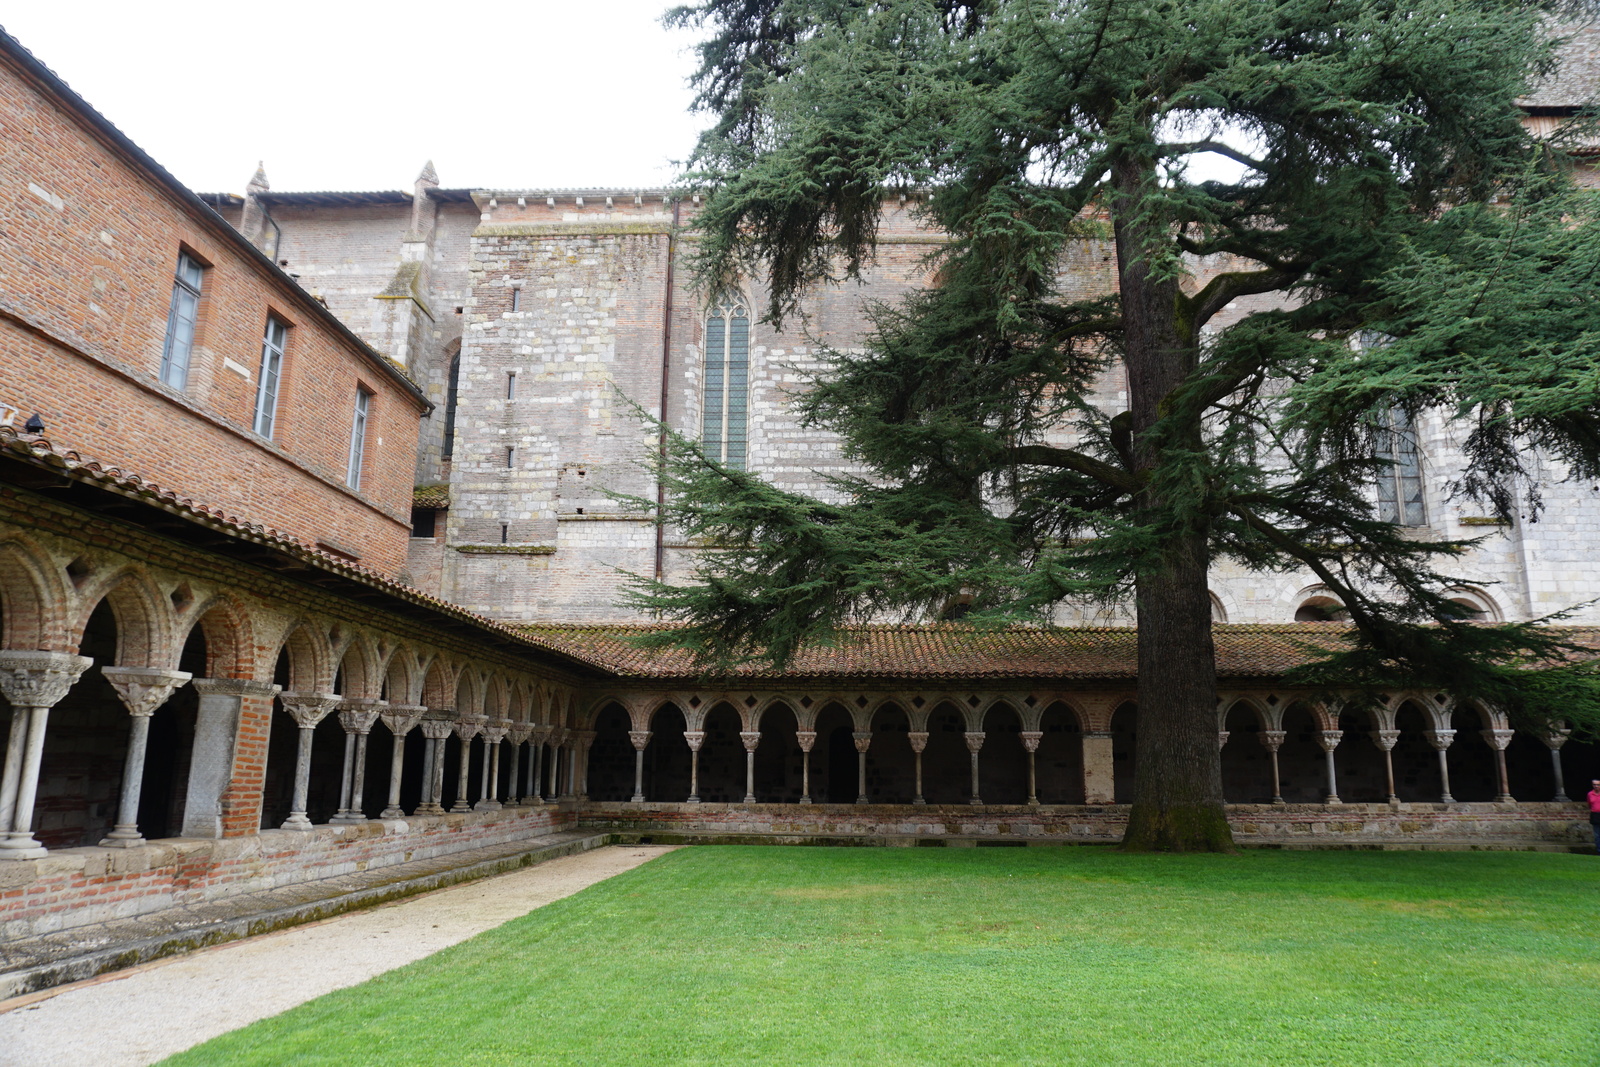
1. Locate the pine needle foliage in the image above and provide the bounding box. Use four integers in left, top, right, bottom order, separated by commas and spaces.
636, 0, 1600, 847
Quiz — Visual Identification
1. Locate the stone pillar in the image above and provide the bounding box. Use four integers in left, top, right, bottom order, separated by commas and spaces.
477, 721, 509, 810
0, 651, 93, 859
629, 730, 652, 803
1482, 729, 1515, 802
1424, 729, 1456, 803
1260, 730, 1286, 804
1541, 726, 1571, 802
795, 729, 816, 804
1315, 730, 1343, 804
963, 731, 985, 806
452, 717, 484, 813
574, 729, 595, 800
332, 698, 384, 823
853, 731, 872, 805
505, 729, 525, 805
530, 727, 550, 802
1020, 731, 1042, 806
684, 730, 705, 803
1081, 732, 1114, 804
182, 678, 277, 838
740, 731, 761, 804
378, 704, 426, 818
1370, 729, 1400, 803
907, 731, 928, 805
417, 717, 454, 814
99, 666, 192, 846
278, 692, 342, 830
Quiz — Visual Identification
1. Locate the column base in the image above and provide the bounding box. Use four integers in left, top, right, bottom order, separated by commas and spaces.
968, 797, 982, 806
474, 800, 502, 812
631, 794, 646, 803
100, 827, 145, 847
1324, 796, 1342, 805
0, 845, 47, 860
1440, 794, 1456, 804
1496, 794, 1516, 803
743, 794, 756, 804
855, 796, 869, 805
449, 802, 471, 814
1554, 793, 1571, 803
416, 803, 445, 816
686, 796, 700, 804
1387, 795, 1400, 805
379, 806, 406, 818
280, 814, 314, 831
912, 797, 925, 805
1272, 797, 1286, 805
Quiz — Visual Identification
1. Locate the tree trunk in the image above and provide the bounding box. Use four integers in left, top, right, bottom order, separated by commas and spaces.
1111, 153, 1234, 852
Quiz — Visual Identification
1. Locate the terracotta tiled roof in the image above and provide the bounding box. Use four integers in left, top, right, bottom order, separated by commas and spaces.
513, 623, 1376, 682
413, 484, 450, 509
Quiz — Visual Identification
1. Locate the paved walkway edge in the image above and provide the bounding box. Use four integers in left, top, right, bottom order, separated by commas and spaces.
0, 831, 614, 1001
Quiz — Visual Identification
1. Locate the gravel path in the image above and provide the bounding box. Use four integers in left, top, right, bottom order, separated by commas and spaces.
0, 844, 677, 1066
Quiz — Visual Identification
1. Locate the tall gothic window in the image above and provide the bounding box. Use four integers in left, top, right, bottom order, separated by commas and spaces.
701, 296, 750, 469
1376, 408, 1425, 526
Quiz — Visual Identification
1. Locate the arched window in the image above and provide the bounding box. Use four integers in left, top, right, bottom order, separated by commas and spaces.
442, 353, 461, 461
702, 296, 750, 469
1376, 407, 1425, 526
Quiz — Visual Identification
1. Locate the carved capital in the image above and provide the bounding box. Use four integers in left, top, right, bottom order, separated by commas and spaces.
0, 651, 93, 708
1482, 728, 1515, 752
454, 715, 486, 740
683, 729, 705, 752
1019, 730, 1043, 753
380, 703, 428, 737
1423, 729, 1456, 752
628, 730, 653, 751
1540, 726, 1571, 751
418, 717, 456, 741
1315, 730, 1343, 753
338, 697, 385, 735
1217, 730, 1230, 750
507, 724, 532, 745
737, 730, 760, 752
483, 718, 511, 743
101, 666, 191, 717
963, 731, 986, 754
191, 677, 280, 698
794, 729, 817, 753
906, 730, 929, 754
279, 690, 342, 729
852, 730, 873, 754
1369, 729, 1400, 751
1259, 729, 1286, 753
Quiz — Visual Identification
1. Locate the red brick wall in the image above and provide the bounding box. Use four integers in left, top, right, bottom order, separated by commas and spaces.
0, 55, 424, 578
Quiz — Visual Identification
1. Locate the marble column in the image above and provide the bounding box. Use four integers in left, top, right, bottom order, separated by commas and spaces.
1541, 726, 1572, 802
795, 729, 816, 804
907, 731, 928, 805
1021, 730, 1043, 806
377, 704, 426, 818
277, 691, 342, 831
740, 730, 761, 804
0, 651, 93, 859
1315, 730, 1343, 804
332, 698, 384, 823
99, 666, 192, 846
417, 717, 454, 814
853, 731, 872, 805
451, 717, 484, 813
1424, 729, 1457, 803
573, 729, 594, 799
1482, 729, 1516, 802
1260, 729, 1286, 804
506, 727, 528, 804
1370, 729, 1400, 803
530, 727, 550, 802
629, 730, 652, 803
1081, 731, 1114, 804
963, 731, 985, 806
684, 730, 704, 803
477, 720, 508, 811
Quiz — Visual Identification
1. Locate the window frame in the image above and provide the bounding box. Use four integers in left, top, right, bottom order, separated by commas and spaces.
159, 251, 205, 389
1375, 407, 1426, 526
253, 315, 289, 438
700, 294, 751, 470
346, 385, 373, 489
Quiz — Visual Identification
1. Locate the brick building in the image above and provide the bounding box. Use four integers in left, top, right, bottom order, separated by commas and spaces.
1, 22, 1598, 982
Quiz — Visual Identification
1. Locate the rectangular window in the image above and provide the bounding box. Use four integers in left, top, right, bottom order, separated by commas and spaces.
1376, 408, 1426, 526
510, 288, 521, 312
159, 252, 204, 389
346, 387, 372, 489
505, 446, 515, 468
507, 372, 516, 400
253, 317, 288, 438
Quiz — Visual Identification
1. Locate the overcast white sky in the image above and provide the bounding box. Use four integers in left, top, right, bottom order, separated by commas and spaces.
2, 0, 710, 194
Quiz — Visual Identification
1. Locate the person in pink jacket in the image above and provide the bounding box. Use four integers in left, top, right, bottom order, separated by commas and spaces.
1590, 780, 1600, 855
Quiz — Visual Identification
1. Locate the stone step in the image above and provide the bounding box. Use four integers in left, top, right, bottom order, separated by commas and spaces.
0, 829, 611, 1000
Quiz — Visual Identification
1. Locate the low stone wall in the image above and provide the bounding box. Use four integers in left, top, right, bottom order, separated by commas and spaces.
0, 803, 577, 940
580, 801, 1594, 849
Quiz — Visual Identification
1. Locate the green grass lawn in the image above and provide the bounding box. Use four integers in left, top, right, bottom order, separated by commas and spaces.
165, 846, 1600, 1066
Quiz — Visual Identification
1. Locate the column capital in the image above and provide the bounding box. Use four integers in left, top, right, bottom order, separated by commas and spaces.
628, 730, 653, 751
338, 698, 385, 735
1481, 728, 1515, 752
963, 731, 986, 754
101, 666, 191, 717
454, 715, 486, 740
1314, 730, 1343, 753
683, 729, 705, 752
191, 677, 280, 698
1019, 730, 1043, 753
379, 704, 428, 736
852, 730, 873, 754
794, 729, 817, 753
1540, 726, 1571, 751
1369, 729, 1400, 751
1217, 730, 1230, 750
483, 719, 511, 743
279, 691, 342, 728
418, 717, 455, 741
0, 651, 92, 708
740, 730, 762, 752
906, 730, 929, 754
507, 724, 533, 745
1423, 729, 1456, 752
1259, 729, 1286, 752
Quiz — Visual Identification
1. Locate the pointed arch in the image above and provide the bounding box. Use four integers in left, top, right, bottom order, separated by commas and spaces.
272, 621, 333, 691
70, 567, 174, 668
420, 656, 457, 710
336, 634, 381, 700
181, 594, 254, 679
0, 537, 68, 651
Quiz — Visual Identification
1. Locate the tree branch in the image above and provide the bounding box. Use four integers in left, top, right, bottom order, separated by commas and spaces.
1007, 444, 1140, 491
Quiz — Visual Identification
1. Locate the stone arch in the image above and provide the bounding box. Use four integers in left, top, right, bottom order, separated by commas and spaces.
383, 645, 422, 705
921, 699, 970, 805
180, 594, 253, 679
455, 669, 485, 718
586, 700, 635, 802
1111, 701, 1138, 804
813, 699, 861, 804
979, 699, 1028, 804
1443, 586, 1503, 623
71, 568, 174, 668
1036, 699, 1084, 804
1291, 584, 1346, 623
1209, 591, 1229, 623
866, 700, 916, 803
696, 700, 745, 803
482, 674, 510, 721
1391, 698, 1443, 802
335, 634, 382, 700
420, 656, 457, 710
644, 700, 692, 801
270, 621, 333, 692
0, 536, 68, 651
